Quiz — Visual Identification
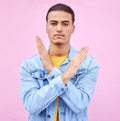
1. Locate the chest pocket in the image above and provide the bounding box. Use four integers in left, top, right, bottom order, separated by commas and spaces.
31, 70, 48, 87
70, 69, 87, 85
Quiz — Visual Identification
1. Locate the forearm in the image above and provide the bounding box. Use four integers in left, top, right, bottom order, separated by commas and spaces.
21, 76, 66, 115
20, 65, 66, 115
60, 66, 99, 113
60, 81, 90, 113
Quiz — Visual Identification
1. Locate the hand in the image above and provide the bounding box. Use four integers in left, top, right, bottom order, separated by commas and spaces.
36, 36, 54, 73
62, 46, 88, 84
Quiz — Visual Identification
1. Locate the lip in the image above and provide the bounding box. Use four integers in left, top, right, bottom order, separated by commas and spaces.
54, 34, 64, 37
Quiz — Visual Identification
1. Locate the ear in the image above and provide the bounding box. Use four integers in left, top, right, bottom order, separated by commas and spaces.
46, 24, 48, 33
72, 24, 75, 33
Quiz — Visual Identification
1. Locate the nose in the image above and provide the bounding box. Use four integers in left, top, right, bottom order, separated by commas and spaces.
56, 24, 63, 32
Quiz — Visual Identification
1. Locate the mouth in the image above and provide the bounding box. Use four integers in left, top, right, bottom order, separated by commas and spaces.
54, 34, 64, 37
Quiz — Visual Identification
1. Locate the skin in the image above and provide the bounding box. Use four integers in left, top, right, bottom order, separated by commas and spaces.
36, 11, 88, 84
46, 11, 75, 56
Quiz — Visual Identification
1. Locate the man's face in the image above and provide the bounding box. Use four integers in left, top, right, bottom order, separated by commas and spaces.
46, 11, 75, 45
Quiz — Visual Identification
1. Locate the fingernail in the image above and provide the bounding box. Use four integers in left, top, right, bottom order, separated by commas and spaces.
36, 36, 39, 39
86, 46, 89, 50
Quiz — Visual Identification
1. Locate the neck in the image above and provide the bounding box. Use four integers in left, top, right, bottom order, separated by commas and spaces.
49, 44, 70, 56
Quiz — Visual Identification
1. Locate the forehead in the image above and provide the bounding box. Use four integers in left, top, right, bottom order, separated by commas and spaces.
47, 11, 72, 22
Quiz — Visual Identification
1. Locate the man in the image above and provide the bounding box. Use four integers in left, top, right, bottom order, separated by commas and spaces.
20, 3, 99, 121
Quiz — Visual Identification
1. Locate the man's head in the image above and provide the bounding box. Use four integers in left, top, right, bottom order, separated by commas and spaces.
46, 3, 75, 24
46, 3, 75, 46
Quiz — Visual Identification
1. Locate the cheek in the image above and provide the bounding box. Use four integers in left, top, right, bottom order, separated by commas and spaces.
47, 27, 54, 35
66, 29, 73, 36
47, 31, 54, 39
46, 26, 52, 33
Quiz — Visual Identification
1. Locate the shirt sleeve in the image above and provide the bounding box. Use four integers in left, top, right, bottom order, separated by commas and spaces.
60, 58, 99, 113
20, 62, 67, 115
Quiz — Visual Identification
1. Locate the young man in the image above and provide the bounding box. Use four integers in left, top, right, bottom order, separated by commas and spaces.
20, 3, 99, 121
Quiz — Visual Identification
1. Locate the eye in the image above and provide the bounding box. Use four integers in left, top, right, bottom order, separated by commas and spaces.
50, 22, 57, 26
63, 22, 69, 26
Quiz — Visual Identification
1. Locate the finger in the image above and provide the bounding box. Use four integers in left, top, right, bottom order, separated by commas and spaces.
36, 36, 46, 54
80, 46, 89, 53
36, 35, 40, 40
78, 46, 88, 57
84, 46, 89, 53
36, 36, 43, 46
36, 36, 46, 49
77, 47, 88, 62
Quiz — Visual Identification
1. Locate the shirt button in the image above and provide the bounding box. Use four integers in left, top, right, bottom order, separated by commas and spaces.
39, 74, 43, 78
61, 88, 64, 92
51, 76, 55, 79
47, 114, 51, 118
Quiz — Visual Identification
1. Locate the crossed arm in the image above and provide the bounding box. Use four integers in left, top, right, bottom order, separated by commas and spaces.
36, 36, 88, 84
20, 36, 98, 115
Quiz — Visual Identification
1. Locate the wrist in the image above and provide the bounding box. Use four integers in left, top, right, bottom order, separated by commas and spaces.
47, 65, 54, 73
61, 72, 70, 84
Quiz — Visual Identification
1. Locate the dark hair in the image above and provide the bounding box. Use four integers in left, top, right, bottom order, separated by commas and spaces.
46, 3, 75, 23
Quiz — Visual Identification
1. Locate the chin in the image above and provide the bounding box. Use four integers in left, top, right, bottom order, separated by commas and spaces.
54, 42, 64, 45
53, 39, 64, 45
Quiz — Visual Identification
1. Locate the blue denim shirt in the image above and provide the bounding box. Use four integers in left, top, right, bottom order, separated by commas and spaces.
20, 46, 99, 121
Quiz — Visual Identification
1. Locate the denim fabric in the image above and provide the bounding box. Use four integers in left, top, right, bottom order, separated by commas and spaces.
20, 46, 99, 121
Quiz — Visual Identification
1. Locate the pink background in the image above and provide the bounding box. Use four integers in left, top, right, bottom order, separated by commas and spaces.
0, 0, 120, 121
